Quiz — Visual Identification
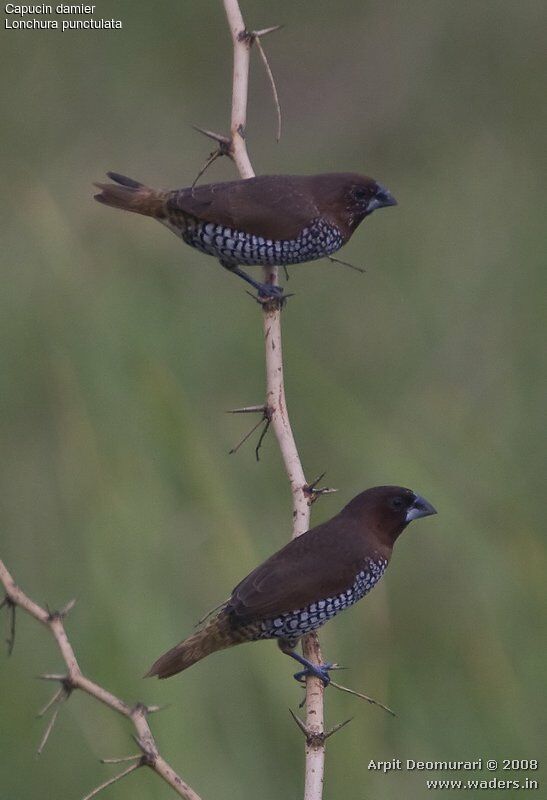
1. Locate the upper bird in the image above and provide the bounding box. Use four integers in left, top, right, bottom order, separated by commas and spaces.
147, 485, 436, 685
94, 172, 397, 299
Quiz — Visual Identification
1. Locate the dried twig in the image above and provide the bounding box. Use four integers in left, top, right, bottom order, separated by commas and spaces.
254, 34, 282, 142
228, 411, 269, 457
254, 416, 271, 461
36, 682, 71, 754
0, 560, 202, 800
80, 761, 142, 800
0, 594, 16, 655
101, 754, 142, 764
327, 255, 366, 274
192, 150, 223, 187
330, 680, 396, 717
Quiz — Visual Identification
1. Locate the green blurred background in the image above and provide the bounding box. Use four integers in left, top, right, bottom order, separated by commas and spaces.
1, 1, 545, 798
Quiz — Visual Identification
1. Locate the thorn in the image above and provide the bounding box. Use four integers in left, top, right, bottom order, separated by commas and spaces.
306, 471, 326, 491
227, 405, 267, 415
304, 473, 338, 504
254, 417, 271, 462
254, 35, 282, 141
192, 149, 223, 188
58, 597, 77, 618
329, 680, 396, 717
192, 124, 231, 147
36, 686, 64, 718
229, 415, 268, 456
324, 717, 353, 739
101, 754, 142, 765
81, 761, 142, 800
36, 682, 71, 755
1, 595, 16, 655
327, 255, 366, 274
288, 707, 309, 737
36, 681, 72, 756
37, 673, 67, 682
252, 24, 284, 39
283, 265, 290, 282
229, 404, 272, 460
37, 705, 62, 755
145, 704, 168, 715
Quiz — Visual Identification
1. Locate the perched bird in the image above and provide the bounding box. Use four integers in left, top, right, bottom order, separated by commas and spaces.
94, 172, 397, 298
147, 486, 436, 685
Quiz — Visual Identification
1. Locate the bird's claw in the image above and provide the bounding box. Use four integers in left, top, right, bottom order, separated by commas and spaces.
293, 661, 336, 687
247, 285, 294, 307
259, 283, 285, 299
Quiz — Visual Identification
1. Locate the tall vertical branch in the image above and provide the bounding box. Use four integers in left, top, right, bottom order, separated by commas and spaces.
222, 2, 326, 797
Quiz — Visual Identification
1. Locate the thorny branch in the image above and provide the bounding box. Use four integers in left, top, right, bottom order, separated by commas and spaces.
212, 5, 394, 798
0, 560, 202, 800
219, 2, 328, 798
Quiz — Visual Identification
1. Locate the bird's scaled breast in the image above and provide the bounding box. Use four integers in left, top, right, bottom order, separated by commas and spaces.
177, 216, 343, 267
256, 557, 388, 644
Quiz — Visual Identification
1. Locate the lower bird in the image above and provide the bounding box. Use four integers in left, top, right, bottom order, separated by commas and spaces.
147, 485, 436, 685
94, 172, 396, 299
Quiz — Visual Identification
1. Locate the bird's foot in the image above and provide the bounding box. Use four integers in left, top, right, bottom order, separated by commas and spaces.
223, 263, 292, 306
293, 661, 337, 687
256, 283, 290, 303
247, 285, 294, 308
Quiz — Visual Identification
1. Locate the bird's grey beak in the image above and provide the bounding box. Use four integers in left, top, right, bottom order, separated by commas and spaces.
406, 494, 437, 523
366, 185, 397, 214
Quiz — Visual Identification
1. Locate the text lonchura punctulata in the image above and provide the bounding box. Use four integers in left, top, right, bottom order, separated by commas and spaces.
147, 486, 436, 685
94, 172, 396, 298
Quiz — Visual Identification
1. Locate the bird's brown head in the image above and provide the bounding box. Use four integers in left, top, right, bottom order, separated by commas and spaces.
313, 173, 397, 238
343, 485, 436, 548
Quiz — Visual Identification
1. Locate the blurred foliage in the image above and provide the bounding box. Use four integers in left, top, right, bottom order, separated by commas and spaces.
0, 1, 545, 798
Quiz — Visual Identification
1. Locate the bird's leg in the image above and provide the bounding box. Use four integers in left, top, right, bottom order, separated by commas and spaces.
278, 639, 335, 687
219, 260, 285, 301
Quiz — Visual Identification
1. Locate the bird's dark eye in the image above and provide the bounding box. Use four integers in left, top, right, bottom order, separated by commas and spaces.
353, 188, 369, 202
390, 496, 404, 511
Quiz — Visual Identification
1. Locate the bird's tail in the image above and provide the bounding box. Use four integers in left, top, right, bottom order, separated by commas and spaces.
94, 172, 166, 219
146, 610, 244, 679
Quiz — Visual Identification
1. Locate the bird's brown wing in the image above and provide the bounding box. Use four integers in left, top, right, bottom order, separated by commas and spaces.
229, 516, 364, 623
167, 175, 320, 241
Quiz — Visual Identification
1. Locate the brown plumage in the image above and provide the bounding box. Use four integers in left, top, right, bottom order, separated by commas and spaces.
147, 486, 436, 684
94, 172, 397, 298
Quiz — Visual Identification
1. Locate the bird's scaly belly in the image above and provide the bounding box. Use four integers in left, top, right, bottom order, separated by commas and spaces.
256, 558, 388, 645
178, 216, 343, 267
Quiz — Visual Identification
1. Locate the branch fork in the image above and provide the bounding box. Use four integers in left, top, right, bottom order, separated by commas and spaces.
0, 559, 201, 800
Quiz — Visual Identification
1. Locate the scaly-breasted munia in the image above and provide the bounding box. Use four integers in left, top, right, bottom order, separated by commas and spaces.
94, 172, 396, 298
147, 486, 436, 685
